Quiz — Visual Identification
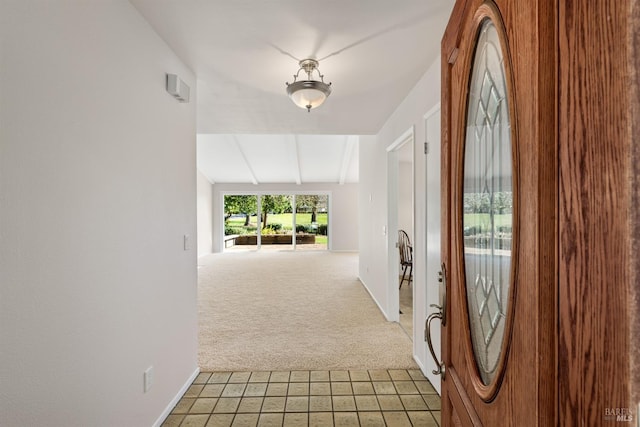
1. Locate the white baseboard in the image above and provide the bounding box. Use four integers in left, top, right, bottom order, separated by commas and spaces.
153, 366, 200, 427
357, 277, 392, 321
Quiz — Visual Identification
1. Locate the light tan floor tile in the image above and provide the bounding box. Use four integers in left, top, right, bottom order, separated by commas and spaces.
201, 384, 226, 398
393, 381, 419, 395
257, 413, 284, 427
310, 371, 330, 382
177, 371, 439, 427
333, 412, 358, 427
407, 369, 426, 381
162, 414, 185, 427
222, 383, 247, 397
399, 395, 428, 410
229, 372, 252, 383
351, 382, 374, 395
269, 371, 291, 383
424, 394, 441, 410
354, 395, 380, 411
331, 396, 356, 412
310, 382, 331, 396
309, 412, 334, 427
309, 395, 333, 412
181, 414, 210, 427
208, 373, 232, 384
213, 398, 241, 413
372, 382, 396, 395
388, 370, 411, 381
237, 397, 264, 413
415, 380, 438, 395
185, 385, 205, 398
287, 382, 309, 396
407, 411, 439, 426
368, 370, 391, 381
285, 396, 309, 412
432, 410, 441, 425
194, 373, 213, 384
248, 372, 271, 383
262, 397, 286, 412
330, 382, 353, 396
190, 398, 218, 414
290, 371, 310, 382
206, 414, 234, 427
376, 395, 404, 411
329, 371, 350, 382
173, 398, 195, 414
348, 370, 370, 382
382, 411, 412, 427
358, 412, 385, 427
283, 412, 308, 427
231, 413, 259, 427
245, 383, 268, 397
265, 383, 288, 396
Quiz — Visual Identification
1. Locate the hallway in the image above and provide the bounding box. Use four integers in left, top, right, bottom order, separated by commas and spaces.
187, 251, 440, 425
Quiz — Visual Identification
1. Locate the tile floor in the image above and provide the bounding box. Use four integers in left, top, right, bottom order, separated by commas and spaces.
162, 369, 440, 427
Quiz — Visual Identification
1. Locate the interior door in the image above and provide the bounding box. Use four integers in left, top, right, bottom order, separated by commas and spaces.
437, 0, 557, 425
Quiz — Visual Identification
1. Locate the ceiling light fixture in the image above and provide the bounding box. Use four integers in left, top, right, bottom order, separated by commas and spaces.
286, 59, 332, 112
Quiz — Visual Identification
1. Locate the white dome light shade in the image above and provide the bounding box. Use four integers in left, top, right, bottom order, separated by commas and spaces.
286, 80, 332, 111
286, 59, 332, 112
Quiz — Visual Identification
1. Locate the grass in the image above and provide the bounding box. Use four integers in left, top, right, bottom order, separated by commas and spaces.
315, 236, 328, 244
463, 213, 512, 228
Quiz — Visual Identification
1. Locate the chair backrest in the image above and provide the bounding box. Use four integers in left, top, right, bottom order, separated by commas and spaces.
398, 229, 412, 264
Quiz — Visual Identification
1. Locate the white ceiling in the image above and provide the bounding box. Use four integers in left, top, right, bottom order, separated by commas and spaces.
130, 0, 452, 183
198, 134, 358, 185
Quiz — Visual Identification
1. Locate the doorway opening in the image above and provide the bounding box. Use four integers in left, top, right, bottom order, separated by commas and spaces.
387, 127, 415, 331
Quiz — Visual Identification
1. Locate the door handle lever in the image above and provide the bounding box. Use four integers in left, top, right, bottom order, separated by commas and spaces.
425, 308, 445, 378
424, 263, 447, 378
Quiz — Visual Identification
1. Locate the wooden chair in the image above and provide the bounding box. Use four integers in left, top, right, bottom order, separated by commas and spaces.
398, 229, 413, 288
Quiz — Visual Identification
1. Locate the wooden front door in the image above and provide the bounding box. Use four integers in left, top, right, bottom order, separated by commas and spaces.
438, 0, 557, 425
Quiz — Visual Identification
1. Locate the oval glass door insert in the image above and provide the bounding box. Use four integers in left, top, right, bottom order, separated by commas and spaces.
462, 18, 514, 386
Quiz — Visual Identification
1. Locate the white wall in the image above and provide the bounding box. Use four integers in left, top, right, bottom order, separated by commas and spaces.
197, 171, 214, 257
212, 183, 359, 252
358, 57, 441, 374
0, 2, 198, 426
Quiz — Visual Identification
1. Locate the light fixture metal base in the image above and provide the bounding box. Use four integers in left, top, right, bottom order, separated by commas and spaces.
299, 58, 319, 74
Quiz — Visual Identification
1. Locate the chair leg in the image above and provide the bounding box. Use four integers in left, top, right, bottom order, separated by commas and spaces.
400, 264, 408, 289
408, 264, 413, 284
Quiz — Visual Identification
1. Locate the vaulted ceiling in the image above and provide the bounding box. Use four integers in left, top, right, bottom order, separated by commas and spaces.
197, 134, 358, 185
130, 0, 453, 183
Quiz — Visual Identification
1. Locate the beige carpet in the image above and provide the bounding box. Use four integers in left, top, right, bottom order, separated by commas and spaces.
198, 250, 417, 371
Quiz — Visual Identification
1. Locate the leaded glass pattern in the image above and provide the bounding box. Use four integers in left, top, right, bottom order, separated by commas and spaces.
462, 19, 513, 386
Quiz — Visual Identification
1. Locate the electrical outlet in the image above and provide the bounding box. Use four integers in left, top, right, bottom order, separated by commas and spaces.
144, 366, 154, 393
